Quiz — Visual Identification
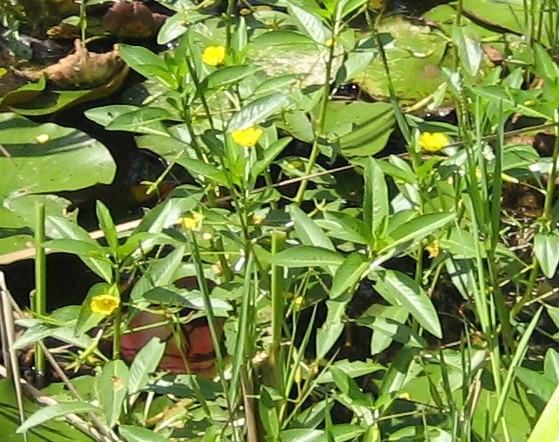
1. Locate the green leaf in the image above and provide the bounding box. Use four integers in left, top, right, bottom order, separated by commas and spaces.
96, 201, 118, 253
533, 43, 559, 82
11, 322, 53, 351
364, 157, 388, 238
544, 348, 559, 383
106, 107, 173, 136
271, 245, 344, 269
440, 226, 485, 259
16, 402, 99, 433
97, 359, 129, 428
249, 30, 316, 48
534, 231, 559, 278
134, 189, 202, 237
204, 65, 261, 90
175, 157, 228, 186
251, 136, 292, 180
7, 66, 129, 116
374, 270, 442, 338
0, 113, 115, 256
528, 382, 559, 442
46, 216, 114, 282
120, 426, 169, 442
287, 2, 329, 44
321, 212, 372, 245
130, 246, 185, 301
386, 212, 455, 251
127, 338, 167, 396
330, 366, 373, 406
84, 105, 139, 127
316, 359, 384, 384
119, 44, 176, 88
452, 25, 482, 77
44, 239, 108, 259
316, 299, 347, 360
0, 379, 97, 441
515, 367, 555, 402
320, 101, 395, 157
227, 94, 290, 132
280, 429, 324, 442
330, 253, 369, 299
0, 74, 46, 109
259, 386, 281, 440
288, 205, 334, 251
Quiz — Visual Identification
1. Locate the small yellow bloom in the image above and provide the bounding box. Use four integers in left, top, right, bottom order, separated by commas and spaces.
325, 38, 335, 47
90, 294, 120, 316
425, 239, 440, 258
202, 45, 226, 66
180, 212, 204, 231
231, 126, 264, 147
418, 132, 449, 152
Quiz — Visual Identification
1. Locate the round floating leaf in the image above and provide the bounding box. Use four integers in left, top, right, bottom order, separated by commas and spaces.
0, 113, 116, 256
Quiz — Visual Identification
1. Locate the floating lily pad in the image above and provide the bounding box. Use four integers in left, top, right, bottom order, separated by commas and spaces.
0, 113, 116, 257
7, 65, 129, 116
247, 30, 344, 88
354, 16, 450, 103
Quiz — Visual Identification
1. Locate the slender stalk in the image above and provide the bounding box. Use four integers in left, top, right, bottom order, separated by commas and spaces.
269, 230, 286, 392
294, 16, 341, 205
34, 202, 47, 378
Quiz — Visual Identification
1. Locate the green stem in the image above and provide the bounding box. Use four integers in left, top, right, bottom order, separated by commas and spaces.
269, 230, 286, 392
34, 202, 47, 375
294, 26, 339, 205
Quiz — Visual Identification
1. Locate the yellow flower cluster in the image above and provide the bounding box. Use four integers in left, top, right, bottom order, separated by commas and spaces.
90, 294, 120, 316
418, 132, 449, 152
232, 126, 264, 147
180, 212, 204, 231
202, 45, 226, 66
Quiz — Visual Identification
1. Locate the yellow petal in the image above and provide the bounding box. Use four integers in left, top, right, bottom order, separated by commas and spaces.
202, 45, 226, 66
231, 126, 264, 147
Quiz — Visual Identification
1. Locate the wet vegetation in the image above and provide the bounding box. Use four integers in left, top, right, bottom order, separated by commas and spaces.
2, 0, 559, 441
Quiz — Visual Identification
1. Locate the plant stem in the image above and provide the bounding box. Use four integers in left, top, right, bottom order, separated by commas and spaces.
34, 202, 47, 377
269, 230, 286, 392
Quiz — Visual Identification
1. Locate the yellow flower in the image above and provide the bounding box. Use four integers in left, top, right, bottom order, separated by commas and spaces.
231, 126, 264, 147
202, 45, 226, 66
325, 38, 335, 47
418, 132, 449, 152
180, 212, 204, 231
90, 294, 120, 316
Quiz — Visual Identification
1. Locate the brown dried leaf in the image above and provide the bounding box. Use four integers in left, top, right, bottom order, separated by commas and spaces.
13, 40, 124, 89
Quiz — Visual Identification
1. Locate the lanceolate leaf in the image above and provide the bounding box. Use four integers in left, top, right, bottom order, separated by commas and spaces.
16, 402, 99, 433
97, 359, 129, 428
271, 245, 344, 270
330, 253, 369, 299
534, 231, 559, 278
227, 94, 290, 132
128, 338, 166, 397
386, 212, 455, 251
120, 426, 169, 442
288, 205, 335, 251
364, 157, 388, 239
374, 270, 442, 338
287, 2, 329, 44
452, 25, 482, 77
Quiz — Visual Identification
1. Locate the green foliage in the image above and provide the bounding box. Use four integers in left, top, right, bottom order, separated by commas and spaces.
4, 0, 559, 441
